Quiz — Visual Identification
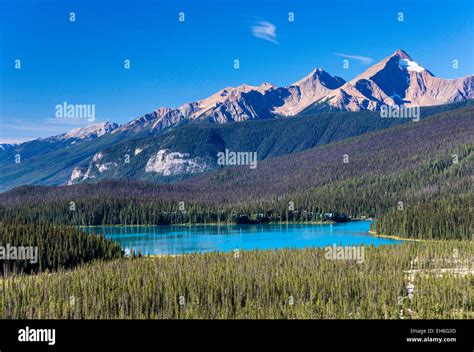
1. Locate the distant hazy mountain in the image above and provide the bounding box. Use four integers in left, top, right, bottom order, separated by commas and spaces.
0, 144, 16, 152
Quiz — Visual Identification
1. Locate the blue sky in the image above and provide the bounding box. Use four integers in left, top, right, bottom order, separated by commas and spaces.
1, 0, 473, 143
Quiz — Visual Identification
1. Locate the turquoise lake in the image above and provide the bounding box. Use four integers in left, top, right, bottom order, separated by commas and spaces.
82, 220, 401, 255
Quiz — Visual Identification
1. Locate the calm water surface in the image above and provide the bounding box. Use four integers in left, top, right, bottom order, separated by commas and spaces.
82, 220, 400, 255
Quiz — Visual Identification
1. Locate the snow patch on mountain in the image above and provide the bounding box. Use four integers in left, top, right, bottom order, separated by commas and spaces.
399, 58, 425, 73
145, 150, 211, 176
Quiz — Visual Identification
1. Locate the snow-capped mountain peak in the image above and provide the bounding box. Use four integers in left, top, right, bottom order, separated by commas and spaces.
390, 49, 426, 74
327, 49, 471, 109
109, 49, 473, 133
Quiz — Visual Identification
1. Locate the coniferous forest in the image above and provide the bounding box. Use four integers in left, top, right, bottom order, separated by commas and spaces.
0, 223, 122, 276
0, 243, 472, 319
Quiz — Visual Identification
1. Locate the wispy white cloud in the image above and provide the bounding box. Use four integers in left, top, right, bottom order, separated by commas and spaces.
334, 53, 374, 65
251, 20, 278, 44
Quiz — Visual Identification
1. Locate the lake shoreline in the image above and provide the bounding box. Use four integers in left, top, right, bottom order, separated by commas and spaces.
368, 230, 445, 243
136, 229, 444, 257
79, 218, 372, 228
83, 220, 401, 257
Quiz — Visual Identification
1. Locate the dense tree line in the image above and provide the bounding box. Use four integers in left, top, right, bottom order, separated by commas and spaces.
0, 222, 122, 276
0, 242, 471, 319
371, 195, 472, 240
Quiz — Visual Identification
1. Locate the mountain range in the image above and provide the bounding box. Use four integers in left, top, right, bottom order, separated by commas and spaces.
115, 49, 473, 133
0, 49, 473, 191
